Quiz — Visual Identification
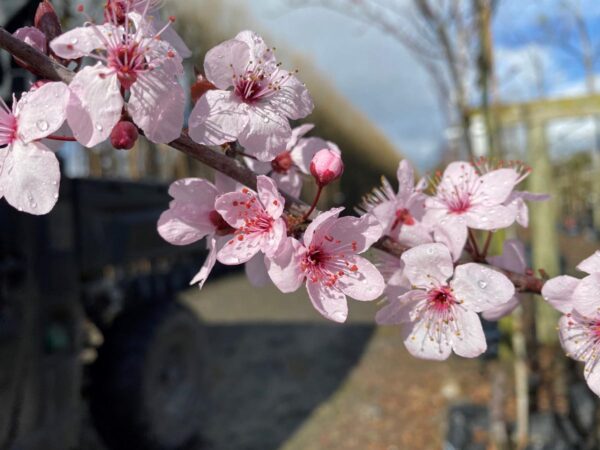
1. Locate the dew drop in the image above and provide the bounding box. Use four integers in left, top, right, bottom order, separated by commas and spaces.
71, 37, 78, 44
36, 120, 49, 132
53, 193, 59, 199
427, 247, 434, 254
478, 280, 487, 289
96, 124, 103, 131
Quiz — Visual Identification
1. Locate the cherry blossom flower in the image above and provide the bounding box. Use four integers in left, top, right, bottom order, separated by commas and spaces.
376, 243, 515, 360
267, 208, 384, 323
358, 159, 432, 248
482, 239, 527, 321
50, 7, 185, 147
245, 124, 333, 197
504, 191, 549, 227
158, 174, 237, 289
0, 82, 69, 214
188, 31, 313, 161
215, 175, 287, 265
424, 162, 519, 260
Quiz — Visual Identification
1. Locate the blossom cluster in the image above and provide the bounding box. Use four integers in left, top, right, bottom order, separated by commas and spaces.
3, 0, 600, 398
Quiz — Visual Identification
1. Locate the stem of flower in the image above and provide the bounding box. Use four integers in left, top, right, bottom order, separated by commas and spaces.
46, 134, 77, 141
302, 185, 324, 221
468, 229, 481, 260
481, 230, 493, 259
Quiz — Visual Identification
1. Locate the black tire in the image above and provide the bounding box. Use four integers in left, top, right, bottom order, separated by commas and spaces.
89, 302, 207, 450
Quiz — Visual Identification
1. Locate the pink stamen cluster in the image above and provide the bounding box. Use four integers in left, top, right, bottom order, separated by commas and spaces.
0, 99, 17, 146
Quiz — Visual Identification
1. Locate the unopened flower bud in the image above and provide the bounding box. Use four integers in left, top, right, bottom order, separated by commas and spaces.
191, 73, 217, 103
35, 0, 62, 44
271, 151, 293, 173
310, 149, 344, 187
110, 121, 138, 150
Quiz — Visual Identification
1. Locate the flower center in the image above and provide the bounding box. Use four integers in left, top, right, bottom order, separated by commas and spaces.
301, 242, 358, 287
391, 208, 415, 230
0, 99, 17, 147
271, 151, 293, 174
107, 43, 147, 90
427, 286, 456, 313
232, 57, 291, 104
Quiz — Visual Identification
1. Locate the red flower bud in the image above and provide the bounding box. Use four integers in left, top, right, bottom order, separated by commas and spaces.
35, 0, 62, 44
191, 73, 217, 103
310, 149, 344, 187
271, 151, 293, 173
110, 121, 138, 150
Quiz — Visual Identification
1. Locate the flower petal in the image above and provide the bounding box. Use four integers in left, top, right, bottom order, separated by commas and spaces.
401, 243, 454, 289
16, 82, 69, 143
287, 123, 314, 151
375, 290, 424, 325
204, 38, 250, 89
482, 295, 520, 321
541, 275, 579, 314
270, 71, 314, 120
157, 209, 213, 246
50, 25, 111, 59
67, 64, 123, 147
451, 308, 487, 358
306, 280, 348, 323
257, 175, 284, 218
338, 255, 384, 301
290, 136, 327, 174
189, 236, 219, 289
396, 159, 415, 202
303, 207, 344, 247
451, 263, 515, 313
402, 315, 452, 361
432, 216, 467, 261
13, 27, 46, 53
266, 237, 305, 293
128, 70, 185, 144
476, 168, 519, 204
272, 170, 303, 198
237, 105, 291, 161
321, 213, 383, 255
571, 273, 600, 317
577, 251, 600, 275
0, 141, 59, 215
487, 239, 527, 274
217, 232, 263, 265
465, 204, 516, 230
245, 253, 270, 287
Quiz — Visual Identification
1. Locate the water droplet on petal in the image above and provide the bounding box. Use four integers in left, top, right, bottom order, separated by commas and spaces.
478, 280, 487, 289
263, 117, 269, 123
36, 120, 49, 132
71, 37, 78, 44
96, 124, 103, 131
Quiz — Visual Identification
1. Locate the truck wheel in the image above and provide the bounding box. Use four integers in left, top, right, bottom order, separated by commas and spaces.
89, 302, 207, 450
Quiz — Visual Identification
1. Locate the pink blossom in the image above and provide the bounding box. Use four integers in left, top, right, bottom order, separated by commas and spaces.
482, 239, 527, 321
358, 159, 432, 248
0, 82, 69, 214
424, 162, 519, 260
504, 191, 549, 227
558, 310, 600, 396
188, 31, 313, 161
50, 8, 185, 147
376, 243, 515, 360
267, 208, 384, 323
245, 124, 334, 197
157, 173, 237, 289
215, 175, 287, 265
310, 148, 344, 187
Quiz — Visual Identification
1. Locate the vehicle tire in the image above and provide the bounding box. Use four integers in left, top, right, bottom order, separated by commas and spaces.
89, 302, 207, 450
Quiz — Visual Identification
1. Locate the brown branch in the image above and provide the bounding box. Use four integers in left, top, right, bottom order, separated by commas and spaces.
0, 26, 545, 295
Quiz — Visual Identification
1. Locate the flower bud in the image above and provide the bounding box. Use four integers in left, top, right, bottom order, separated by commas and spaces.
271, 151, 293, 173
35, 0, 62, 44
191, 73, 217, 103
110, 121, 138, 150
310, 149, 344, 187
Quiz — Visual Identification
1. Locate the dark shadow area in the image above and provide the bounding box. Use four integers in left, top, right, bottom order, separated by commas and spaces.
197, 323, 375, 450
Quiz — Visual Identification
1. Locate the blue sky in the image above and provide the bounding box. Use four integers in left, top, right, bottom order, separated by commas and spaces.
238, 0, 600, 169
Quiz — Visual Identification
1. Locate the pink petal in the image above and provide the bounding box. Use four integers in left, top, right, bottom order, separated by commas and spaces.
338, 255, 384, 301
303, 207, 344, 247
266, 237, 305, 293
67, 64, 123, 147
465, 204, 516, 230
157, 209, 213, 246
237, 105, 291, 161
401, 243, 454, 289
146, 17, 191, 59
272, 170, 303, 198
287, 123, 315, 151
245, 253, 270, 287
306, 280, 348, 323
487, 239, 527, 274
371, 201, 395, 233
451, 263, 515, 313
262, 218, 287, 257
577, 251, 600, 274
321, 214, 383, 255
475, 168, 519, 204
482, 295, 520, 321
188, 90, 248, 146
169, 177, 219, 207
396, 159, 415, 202
257, 175, 284, 218
0, 141, 59, 215
13, 27, 46, 53
437, 162, 478, 195
214, 172, 242, 193
204, 38, 250, 89
217, 232, 263, 265
269, 71, 314, 120
451, 308, 487, 358
432, 216, 467, 261
234, 31, 276, 63
290, 136, 326, 174
402, 316, 452, 360
50, 25, 111, 59
541, 275, 579, 314
189, 236, 219, 289
375, 290, 424, 325
558, 312, 588, 362
244, 157, 271, 175
571, 273, 600, 317
16, 82, 69, 143
128, 71, 185, 144
584, 360, 600, 397
215, 189, 259, 229
395, 221, 433, 248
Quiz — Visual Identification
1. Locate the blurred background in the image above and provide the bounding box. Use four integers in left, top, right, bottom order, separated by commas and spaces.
1, 0, 600, 449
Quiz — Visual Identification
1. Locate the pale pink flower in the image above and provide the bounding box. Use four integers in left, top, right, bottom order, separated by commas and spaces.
215, 175, 287, 265
358, 159, 432, 248
558, 310, 600, 396
0, 82, 69, 214
50, 8, 185, 147
482, 239, 527, 321
267, 208, 384, 323
245, 124, 333, 197
157, 173, 238, 289
188, 31, 313, 161
376, 243, 515, 360
424, 162, 519, 260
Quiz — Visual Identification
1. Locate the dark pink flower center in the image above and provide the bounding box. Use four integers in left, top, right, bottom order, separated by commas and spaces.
107, 43, 148, 90
0, 100, 17, 147
232, 59, 292, 104
301, 239, 359, 288
271, 151, 294, 174
427, 286, 456, 313
391, 208, 415, 230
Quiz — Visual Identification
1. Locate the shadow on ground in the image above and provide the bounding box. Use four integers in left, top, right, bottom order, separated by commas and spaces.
196, 323, 374, 450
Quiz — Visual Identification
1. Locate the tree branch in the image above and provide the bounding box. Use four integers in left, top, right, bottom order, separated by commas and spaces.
0, 26, 545, 295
